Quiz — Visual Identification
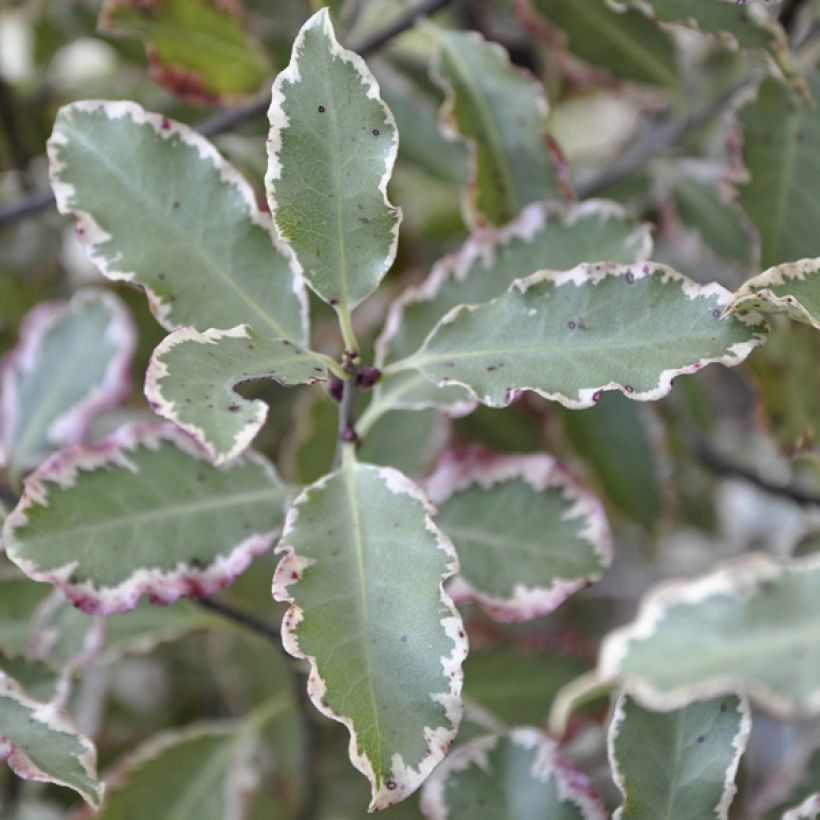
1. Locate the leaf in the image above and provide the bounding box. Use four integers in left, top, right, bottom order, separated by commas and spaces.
48, 100, 307, 345
739, 74, 820, 268
598, 553, 820, 717
0, 289, 134, 479
0, 670, 102, 808
726, 259, 820, 330
784, 794, 820, 819
99, 0, 271, 105
4, 424, 289, 615
522, 0, 678, 88
395, 263, 766, 410
419, 728, 606, 819
561, 393, 663, 530
0, 575, 51, 659
430, 28, 569, 229
145, 325, 328, 464
373, 200, 652, 417
608, 692, 751, 820
265, 8, 401, 322
273, 452, 467, 811
425, 449, 612, 622
0, 654, 59, 704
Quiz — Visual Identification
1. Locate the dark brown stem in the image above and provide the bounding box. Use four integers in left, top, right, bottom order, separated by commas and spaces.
0, 0, 456, 229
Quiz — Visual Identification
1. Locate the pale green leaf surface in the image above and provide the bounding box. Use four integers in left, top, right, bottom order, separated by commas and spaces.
146, 325, 328, 464
373, 200, 652, 417
273, 452, 467, 811
0, 575, 50, 658
525, 0, 678, 88
727, 259, 820, 330
0, 655, 58, 703
99, 0, 271, 104
431, 28, 568, 228
266, 9, 401, 318
0, 671, 102, 808
739, 74, 820, 268
419, 728, 605, 819
561, 393, 663, 530
5, 424, 289, 615
0, 289, 134, 479
608, 692, 750, 820
398, 264, 766, 409
426, 450, 611, 622
599, 553, 820, 716
48, 100, 307, 344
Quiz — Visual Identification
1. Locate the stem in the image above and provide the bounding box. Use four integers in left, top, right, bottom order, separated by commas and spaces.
335, 353, 360, 466
336, 306, 360, 357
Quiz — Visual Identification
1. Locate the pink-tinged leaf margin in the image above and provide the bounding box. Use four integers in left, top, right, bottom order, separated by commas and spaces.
425, 447, 612, 622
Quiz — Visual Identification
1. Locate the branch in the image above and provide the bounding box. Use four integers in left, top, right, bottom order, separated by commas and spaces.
0, 0, 455, 230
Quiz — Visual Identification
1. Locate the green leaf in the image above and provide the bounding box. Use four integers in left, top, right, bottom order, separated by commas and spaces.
739, 74, 820, 269
561, 393, 663, 530
0, 289, 134, 479
145, 325, 328, 464
48, 100, 307, 345
273, 451, 467, 810
426, 449, 611, 622
0, 670, 103, 808
99, 0, 271, 105
420, 728, 605, 819
430, 28, 569, 228
524, 0, 678, 88
5, 424, 289, 615
0, 574, 52, 659
372, 200, 652, 418
608, 692, 751, 820
395, 264, 766, 410
265, 9, 401, 327
726, 259, 820, 330
0, 655, 59, 704
598, 553, 820, 716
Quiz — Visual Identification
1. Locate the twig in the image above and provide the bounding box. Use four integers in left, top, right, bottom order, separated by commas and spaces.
0, 0, 455, 230
335, 353, 361, 466
695, 439, 820, 508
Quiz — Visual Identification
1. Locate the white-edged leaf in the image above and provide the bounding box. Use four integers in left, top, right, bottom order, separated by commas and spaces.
273, 451, 467, 811
4, 424, 289, 615
265, 8, 401, 318
431, 28, 569, 229
608, 692, 751, 820
420, 727, 606, 819
47, 100, 307, 345
145, 325, 328, 464
0, 670, 103, 808
726, 258, 820, 330
395, 263, 766, 409
599, 553, 820, 717
784, 794, 820, 819
373, 200, 652, 416
0, 289, 134, 479
425, 448, 611, 622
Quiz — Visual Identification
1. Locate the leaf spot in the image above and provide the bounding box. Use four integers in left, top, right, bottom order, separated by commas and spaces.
372, 129, 380, 136
318, 105, 326, 113
625, 271, 635, 284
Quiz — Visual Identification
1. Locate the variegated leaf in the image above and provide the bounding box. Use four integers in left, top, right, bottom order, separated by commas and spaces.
4, 424, 289, 615
0, 670, 102, 807
99, 0, 271, 105
0, 289, 134, 480
420, 728, 606, 819
391, 264, 766, 409
145, 325, 329, 464
599, 553, 820, 716
48, 100, 307, 345
372, 200, 652, 418
784, 794, 820, 819
425, 449, 611, 622
273, 451, 467, 811
431, 28, 569, 229
608, 692, 751, 820
266, 9, 400, 329
726, 259, 820, 330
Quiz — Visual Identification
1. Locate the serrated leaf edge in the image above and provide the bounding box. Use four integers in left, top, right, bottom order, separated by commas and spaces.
607, 690, 751, 820
272, 461, 468, 812
4, 423, 282, 615
425, 448, 612, 622
48, 99, 308, 341
419, 727, 606, 820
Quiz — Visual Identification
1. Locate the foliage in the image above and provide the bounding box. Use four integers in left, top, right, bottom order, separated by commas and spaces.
1, 0, 820, 817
